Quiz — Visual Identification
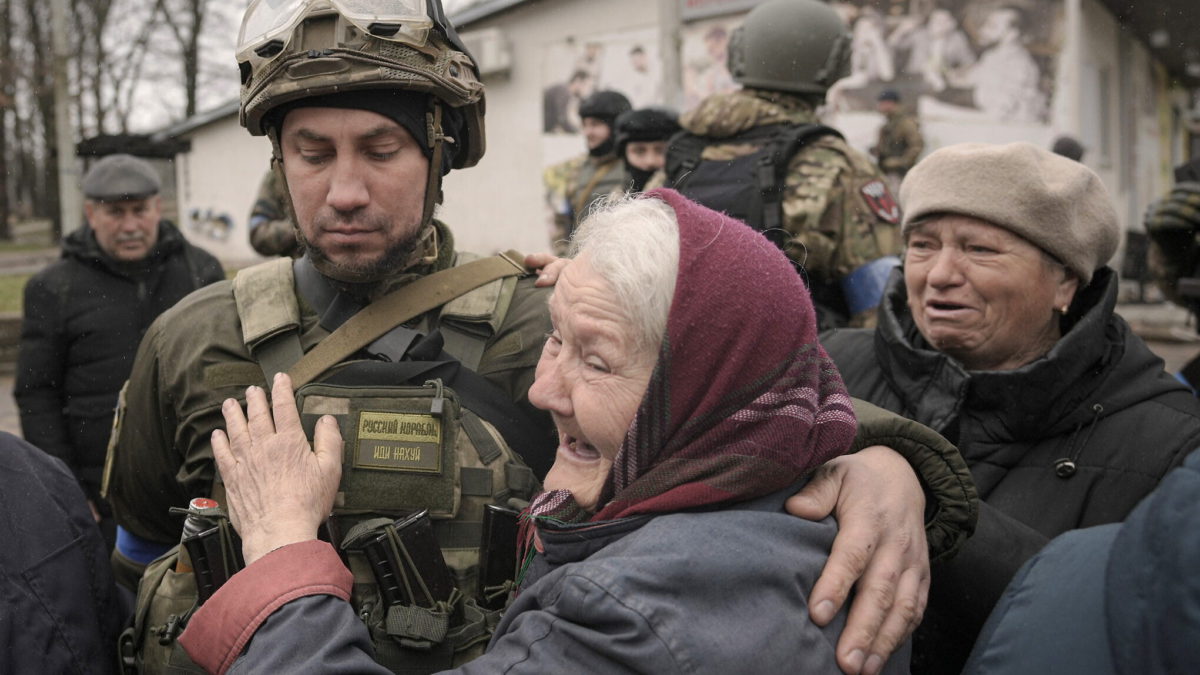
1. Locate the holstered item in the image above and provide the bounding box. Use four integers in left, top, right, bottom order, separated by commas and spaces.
478, 505, 520, 610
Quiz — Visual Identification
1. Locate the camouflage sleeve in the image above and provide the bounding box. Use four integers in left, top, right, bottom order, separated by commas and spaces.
249, 171, 299, 257
780, 147, 852, 282
250, 217, 300, 257
782, 144, 902, 283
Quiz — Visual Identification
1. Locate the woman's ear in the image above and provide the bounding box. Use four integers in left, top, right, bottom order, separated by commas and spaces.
1054, 268, 1080, 313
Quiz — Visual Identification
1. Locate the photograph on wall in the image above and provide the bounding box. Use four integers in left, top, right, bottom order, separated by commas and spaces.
680, 15, 743, 111
826, 0, 1064, 125
541, 29, 663, 136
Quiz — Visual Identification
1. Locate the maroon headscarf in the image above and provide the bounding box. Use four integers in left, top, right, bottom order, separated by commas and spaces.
528, 189, 857, 528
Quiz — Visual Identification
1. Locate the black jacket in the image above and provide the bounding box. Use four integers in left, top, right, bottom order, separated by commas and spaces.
0, 431, 127, 674
822, 267, 1200, 674
13, 221, 223, 497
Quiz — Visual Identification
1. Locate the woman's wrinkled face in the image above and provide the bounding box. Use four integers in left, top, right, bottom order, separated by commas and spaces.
528, 255, 657, 510
904, 214, 1078, 372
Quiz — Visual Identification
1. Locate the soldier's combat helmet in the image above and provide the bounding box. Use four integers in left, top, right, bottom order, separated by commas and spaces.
578, 90, 633, 129
727, 0, 852, 96
235, 0, 485, 264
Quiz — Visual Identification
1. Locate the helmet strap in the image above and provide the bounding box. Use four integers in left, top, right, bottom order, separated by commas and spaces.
421, 100, 448, 238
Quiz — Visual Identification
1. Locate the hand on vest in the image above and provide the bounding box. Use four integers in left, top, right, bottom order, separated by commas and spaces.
212, 373, 343, 566
787, 445, 929, 675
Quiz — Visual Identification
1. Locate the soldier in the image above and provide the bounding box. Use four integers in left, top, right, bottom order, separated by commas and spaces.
1145, 161, 1200, 388
614, 106, 680, 192
106, 1, 969, 673
544, 90, 632, 253
15, 154, 223, 550
104, 2, 555, 670
871, 89, 924, 193
665, 0, 902, 329
247, 168, 299, 257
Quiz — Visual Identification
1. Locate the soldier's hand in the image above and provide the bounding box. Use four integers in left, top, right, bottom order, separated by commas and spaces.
525, 252, 569, 287
786, 445, 929, 675
212, 373, 343, 566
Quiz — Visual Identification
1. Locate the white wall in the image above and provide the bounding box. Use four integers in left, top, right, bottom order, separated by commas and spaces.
438, 0, 660, 256
173, 116, 274, 265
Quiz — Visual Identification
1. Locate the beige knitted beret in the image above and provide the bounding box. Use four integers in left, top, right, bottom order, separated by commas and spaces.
899, 141, 1119, 284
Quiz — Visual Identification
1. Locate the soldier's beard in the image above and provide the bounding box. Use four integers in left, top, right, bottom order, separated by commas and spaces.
298, 212, 428, 287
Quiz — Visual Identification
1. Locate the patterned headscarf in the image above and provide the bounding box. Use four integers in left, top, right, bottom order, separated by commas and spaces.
526, 189, 857, 530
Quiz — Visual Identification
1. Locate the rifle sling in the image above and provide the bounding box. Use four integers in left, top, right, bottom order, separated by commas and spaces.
287, 251, 528, 389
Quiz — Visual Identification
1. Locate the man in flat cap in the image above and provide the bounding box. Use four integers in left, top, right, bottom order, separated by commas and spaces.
14, 153, 224, 549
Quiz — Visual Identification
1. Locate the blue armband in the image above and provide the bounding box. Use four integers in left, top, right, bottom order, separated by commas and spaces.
116, 525, 173, 565
842, 256, 901, 316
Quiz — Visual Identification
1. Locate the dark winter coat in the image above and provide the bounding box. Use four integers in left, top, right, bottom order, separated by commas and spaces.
13, 221, 223, 499
0, 431, 127, 674
821, 266, 1200, 674
963, 446, 1200, 675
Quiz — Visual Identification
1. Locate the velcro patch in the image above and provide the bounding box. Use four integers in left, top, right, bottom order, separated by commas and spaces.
861, 180, 901, 224
355, 411, 442, 473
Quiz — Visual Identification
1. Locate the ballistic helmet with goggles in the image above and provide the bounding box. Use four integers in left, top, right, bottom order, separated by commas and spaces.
727, 0, 852, 96
237, 0, 485, 169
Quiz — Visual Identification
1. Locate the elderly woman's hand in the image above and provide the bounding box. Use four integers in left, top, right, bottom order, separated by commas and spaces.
787, 445, 929, 675
524, 252, 569, 287
211, 373, 343, 566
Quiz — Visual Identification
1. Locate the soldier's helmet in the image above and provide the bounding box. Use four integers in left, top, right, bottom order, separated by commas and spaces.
578, 90, 633, 129
614, 107, 680, 156
236, 0, 485, 169
727, 0, 852, 96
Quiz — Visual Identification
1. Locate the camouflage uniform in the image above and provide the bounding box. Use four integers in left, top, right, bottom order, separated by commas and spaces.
872, 110, 924, 193
248, 169, 299, 258
105, 220, 553, 559
543, 153, 625, 255
678, 88, 901, 325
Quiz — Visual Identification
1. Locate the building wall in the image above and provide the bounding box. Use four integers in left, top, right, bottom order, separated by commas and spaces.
173, 117, 274, 264
439, 0, 663, 256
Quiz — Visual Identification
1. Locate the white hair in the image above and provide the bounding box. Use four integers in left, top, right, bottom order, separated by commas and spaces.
568, 194, 680, 351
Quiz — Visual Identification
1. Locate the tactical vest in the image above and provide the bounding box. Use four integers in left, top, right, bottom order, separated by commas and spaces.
665, 123, 841, 249
123, 255, 541, 674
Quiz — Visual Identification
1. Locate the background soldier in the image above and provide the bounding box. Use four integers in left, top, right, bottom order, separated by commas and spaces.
247, 168, 299, 257
871, 89, 924, 193
614, 107, 681, 193
665, 0, 902, 328
544, 90, 631, 253
15, 154, 223, 549
1145, 159, 1200, 389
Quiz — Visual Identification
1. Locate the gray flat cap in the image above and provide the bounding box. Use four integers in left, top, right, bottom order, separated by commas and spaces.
82, 154, 161, 201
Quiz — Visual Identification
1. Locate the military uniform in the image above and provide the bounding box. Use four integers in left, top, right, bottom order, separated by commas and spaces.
106, 221, 553, 549
545, 153, 626, 255
247, 169, 299, 258
676, 88, 901, 325
873, 109, 924, 192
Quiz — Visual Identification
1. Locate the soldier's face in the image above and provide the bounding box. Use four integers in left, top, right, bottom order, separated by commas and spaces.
624, 141, 668, 172
582, 118, 611, 151
280, 107, 429, 281
904, 215, 1078, 371
84, 197, 161, 262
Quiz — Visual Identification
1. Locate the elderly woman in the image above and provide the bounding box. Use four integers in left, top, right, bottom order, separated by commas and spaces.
177, 190, 935, 674
822, 142, 1200, 674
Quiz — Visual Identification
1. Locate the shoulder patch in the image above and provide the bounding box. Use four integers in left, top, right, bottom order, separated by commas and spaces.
860, 180, 901, 224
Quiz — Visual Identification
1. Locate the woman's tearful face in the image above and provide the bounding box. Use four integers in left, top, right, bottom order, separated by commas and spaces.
528, 255, 657, 510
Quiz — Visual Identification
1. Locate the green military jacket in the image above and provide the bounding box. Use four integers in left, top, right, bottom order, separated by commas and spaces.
543, 152, 626, 254
679, 89, 901, 293
873, 111, 925, 175
106, 221, 554, 546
